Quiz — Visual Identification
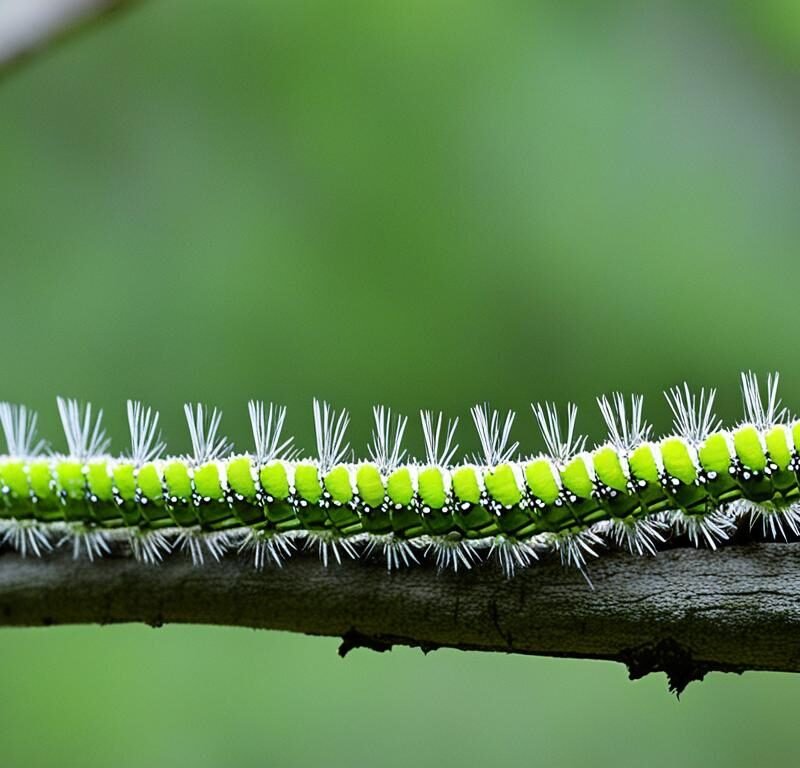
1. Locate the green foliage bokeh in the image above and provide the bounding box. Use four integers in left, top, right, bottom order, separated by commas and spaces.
1, 1, 799, 765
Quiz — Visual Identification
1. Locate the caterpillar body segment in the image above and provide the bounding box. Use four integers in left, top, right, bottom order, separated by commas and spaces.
0, 424, 791, 544
0, 375, 798, 576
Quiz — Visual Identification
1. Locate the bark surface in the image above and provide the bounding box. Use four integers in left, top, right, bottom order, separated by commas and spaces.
0, 542, 798, 692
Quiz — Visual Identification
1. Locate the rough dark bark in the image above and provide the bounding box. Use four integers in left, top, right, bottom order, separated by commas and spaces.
0, 541, 798, 693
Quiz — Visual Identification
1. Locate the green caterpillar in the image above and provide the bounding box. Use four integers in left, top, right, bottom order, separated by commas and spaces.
0, 372, 797, 578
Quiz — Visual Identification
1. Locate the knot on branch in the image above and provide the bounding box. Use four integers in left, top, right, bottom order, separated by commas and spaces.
620, 638, 744, 696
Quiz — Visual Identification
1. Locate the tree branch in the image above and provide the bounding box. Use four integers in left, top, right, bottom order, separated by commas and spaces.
0, 541, 797, 693
0, 0, 141, 77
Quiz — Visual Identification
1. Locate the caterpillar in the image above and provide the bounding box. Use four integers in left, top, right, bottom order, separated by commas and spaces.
0, 371, 797, 579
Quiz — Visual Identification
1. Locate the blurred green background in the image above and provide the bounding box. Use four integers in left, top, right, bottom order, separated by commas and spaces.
1, 0, 800, 765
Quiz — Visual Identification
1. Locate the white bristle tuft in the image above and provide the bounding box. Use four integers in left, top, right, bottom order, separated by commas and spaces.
0, 402, 46, 458
732, 499, 800, 541
664, 384, 721, 445
127, 529, 171, 565
238, 529, 296, 569
531, 401, 586, 463
554, 528, 605, 583
312, 399, 350, 473
184, 403, 232, 465
56, 397, 110, 460
604, 517, 668, 557
58, 523, 111, 561
126, 400, 166, 467
668, 509, 736, 550
174, 528, 231, 566
426, 536, 479, 572
596, 392, 651, 453
488, 535, 539, 578
304, 529, 361, 567
248, 401, 299, 464
740, 371, 790, 429
367, 406, 408, 474
470, 403, 518, 466
420, 411, 459, 467
0, 519, 52, 557
365, 533, 420, 571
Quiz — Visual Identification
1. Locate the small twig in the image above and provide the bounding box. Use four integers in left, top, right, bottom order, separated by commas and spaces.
0, 0, 141, 77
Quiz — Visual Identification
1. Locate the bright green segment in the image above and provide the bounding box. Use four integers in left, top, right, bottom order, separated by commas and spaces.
1, 461, 30, 498
734, 426, 767, 471
295, 464, 322, 504
525, 459, 560, 505
793, 423, 800, 454
137, 463, 164, 502
87, 461, 113, 502
766, 427, 792, 470
356, 464, 384, 507
628, 444, 659, 484
163, 461, 192, 500
484, 464, 522, 507
260, 462, 289, 500
56, 461, 85, 500
1, 417, 800, 548
227, 457, 256, 498
418, 467, 446, 509
4, 418, 800, 537
593, 447, 627, 492
386, 467, 413, 506
560, 456, 593, 498
29, 461, 55, 502
194, 463, 224, 501
661, 438, 697, 485
452, 466, 481, 504
698, 433, 730, 473
324, 465, 353, 504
